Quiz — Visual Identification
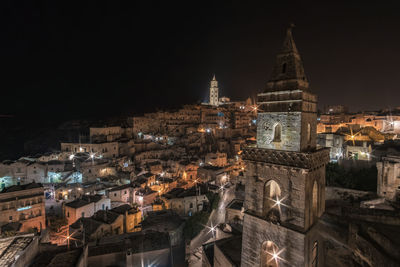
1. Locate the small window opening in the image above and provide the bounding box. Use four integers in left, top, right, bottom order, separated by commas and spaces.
282, 63, 287, 74
273, 124, 282, 142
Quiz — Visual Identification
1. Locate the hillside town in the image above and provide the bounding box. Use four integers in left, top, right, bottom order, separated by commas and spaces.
1, 27, 400, 267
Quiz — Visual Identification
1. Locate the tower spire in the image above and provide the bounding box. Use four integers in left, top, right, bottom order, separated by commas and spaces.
265, 24, 309, 92
281, 23, 298, 54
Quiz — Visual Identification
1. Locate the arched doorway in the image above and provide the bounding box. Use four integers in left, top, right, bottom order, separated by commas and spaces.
260, 241, 279, 267
263, 180, 281, 217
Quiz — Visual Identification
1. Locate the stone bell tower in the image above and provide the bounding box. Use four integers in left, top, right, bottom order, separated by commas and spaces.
209, 74, 219, 106
241, 26, 330, 267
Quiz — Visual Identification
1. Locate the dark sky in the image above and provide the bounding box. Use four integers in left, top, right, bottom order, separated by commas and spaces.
1, 1, 400, 121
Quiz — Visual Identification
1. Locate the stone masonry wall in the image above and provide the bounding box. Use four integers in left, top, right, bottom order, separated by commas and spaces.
243, 160, 325, 230
377, 160, 400, 201
241, 213, 305, 267
300, 112, 317, 151
257, 112, 301, 152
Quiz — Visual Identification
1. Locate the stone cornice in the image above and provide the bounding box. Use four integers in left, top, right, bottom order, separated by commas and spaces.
243, 147, 330, 170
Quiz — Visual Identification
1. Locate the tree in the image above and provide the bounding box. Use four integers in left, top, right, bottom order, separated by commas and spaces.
326, 163, 377, 192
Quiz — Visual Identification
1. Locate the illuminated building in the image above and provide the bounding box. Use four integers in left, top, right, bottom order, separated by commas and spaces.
0, 182, 45, 233
205, 152, 228, 167
241, 26, 329, 266
60, 141, 120, 159
108, 184, 134, 204
317, 133, 345, 161
161, 185, 209, 217
110, 204, 142, 233
209, 74, 219, 106
64, 194, 111, 225
89, 126, 134, 142
323, 105, 349, 114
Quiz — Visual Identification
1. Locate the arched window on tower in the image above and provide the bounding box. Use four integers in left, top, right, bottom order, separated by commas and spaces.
312, 181, 318, 224
312, 241, 318, 267
282, 63, 287, 74
307, 123, 311, 143
260, 241, 279, 267
263, 180, 281, 218
273, 124, 282, 142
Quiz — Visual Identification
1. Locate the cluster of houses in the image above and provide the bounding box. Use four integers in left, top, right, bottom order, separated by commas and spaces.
317, 106, 400, 162
0, 89, 257, 266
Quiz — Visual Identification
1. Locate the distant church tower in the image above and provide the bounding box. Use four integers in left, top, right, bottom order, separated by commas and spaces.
241, 26, 330, 267
209, 74, 219, 106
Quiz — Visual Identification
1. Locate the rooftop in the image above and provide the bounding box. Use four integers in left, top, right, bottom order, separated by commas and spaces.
200, 165, 225, 171
0, 235, 35, 267
141, 172, 155, 178
163, 184, 208, 199
214, 235, 242, 267
141, 210, 184, 232
64, 194, 104, 209
156, 177, 174, 183
70, 217, 103, 235
46, 248, 83, 267
88, 230, 170, 256
30, 244, 83, 267
92, 210, 121, 224
0, 182, 43, 194
108, 183, 132, 192
147, 161, 161, 166
227, 199, 244, 211
111, 204, 139, 214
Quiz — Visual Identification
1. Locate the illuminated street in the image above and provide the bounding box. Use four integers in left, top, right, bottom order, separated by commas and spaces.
188, 186, 236, 266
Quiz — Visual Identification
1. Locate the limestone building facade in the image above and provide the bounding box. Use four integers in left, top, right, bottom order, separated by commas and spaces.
0, 182, 46, 233
241, 26, 329, 267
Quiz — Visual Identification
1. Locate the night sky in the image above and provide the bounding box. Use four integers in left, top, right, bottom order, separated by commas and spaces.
2, 2, 400, 121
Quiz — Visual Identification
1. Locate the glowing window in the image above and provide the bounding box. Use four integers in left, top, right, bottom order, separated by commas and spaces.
263, 180, 281, 217
260, 241, 279, 267
312, 181, 318, 223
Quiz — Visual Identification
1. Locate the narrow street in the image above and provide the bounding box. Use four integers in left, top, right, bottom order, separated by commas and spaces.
188, 186, 235, 266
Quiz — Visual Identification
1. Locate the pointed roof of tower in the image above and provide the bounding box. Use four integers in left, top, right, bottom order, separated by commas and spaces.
265, 24, 310, 92
212, 74, 216, 81
281, 24, 299, 54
